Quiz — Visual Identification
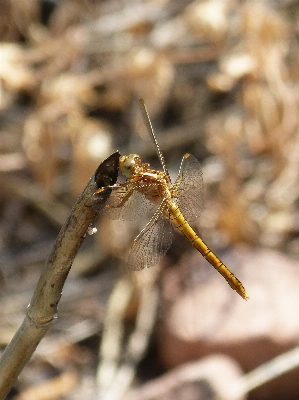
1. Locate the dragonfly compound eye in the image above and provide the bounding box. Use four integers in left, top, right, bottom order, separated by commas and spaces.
119, 154, 140, 178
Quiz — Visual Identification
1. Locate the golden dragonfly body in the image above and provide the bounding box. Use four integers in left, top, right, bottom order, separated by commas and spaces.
93, 100, 249, 300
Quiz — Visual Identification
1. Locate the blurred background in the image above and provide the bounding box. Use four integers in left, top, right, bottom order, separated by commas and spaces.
1, 0, 299, 399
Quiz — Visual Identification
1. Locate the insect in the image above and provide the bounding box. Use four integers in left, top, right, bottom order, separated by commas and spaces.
93, 100, 249, 300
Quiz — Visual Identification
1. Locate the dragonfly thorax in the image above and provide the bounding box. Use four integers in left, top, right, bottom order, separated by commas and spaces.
137, 171, 171, 204
119, 154, 171, 204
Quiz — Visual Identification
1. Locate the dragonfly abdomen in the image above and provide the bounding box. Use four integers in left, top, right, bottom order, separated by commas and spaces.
167, 202, 249, 300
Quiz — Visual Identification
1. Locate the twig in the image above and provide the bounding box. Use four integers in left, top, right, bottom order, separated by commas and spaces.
0, 151, 120, 399
97, 277, 135, 392
225, 345, 299, 400
97, 272, 159, 400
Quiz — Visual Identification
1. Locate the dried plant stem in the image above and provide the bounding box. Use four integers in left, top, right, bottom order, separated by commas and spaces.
0, 152, 119, 399
226, 346, 299, 400
97, 277, 135, 391
97, 276, 159, 400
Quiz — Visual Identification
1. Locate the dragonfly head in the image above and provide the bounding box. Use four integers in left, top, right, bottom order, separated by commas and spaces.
119, 154, 141, 178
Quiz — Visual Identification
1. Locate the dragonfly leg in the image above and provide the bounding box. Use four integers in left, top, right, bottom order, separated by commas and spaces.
95, 183, 135, 209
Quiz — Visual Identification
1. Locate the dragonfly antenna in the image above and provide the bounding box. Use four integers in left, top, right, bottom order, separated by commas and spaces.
139, 99, 170, 178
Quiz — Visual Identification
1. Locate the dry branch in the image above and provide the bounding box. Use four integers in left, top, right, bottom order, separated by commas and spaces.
0, 151, 120, 399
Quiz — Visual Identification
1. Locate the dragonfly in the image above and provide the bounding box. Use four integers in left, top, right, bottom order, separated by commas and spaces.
93, 99, 249, 300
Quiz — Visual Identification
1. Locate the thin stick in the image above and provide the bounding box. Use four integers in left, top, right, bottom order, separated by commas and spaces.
96, 277, 134, 393
226, 345, 299, 400
139, 99, 170, 179
0, 152, 120, 399
97, 277, 159, 400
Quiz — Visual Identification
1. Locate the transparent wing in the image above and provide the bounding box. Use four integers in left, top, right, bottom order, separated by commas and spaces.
128, 208, 173, 270
173, 154, 204, 222
93, 185, 156, 221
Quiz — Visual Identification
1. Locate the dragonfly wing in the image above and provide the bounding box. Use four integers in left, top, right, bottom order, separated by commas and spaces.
94, 186, 156, 221
173, 154, 204, 222
128, 208, 173, 270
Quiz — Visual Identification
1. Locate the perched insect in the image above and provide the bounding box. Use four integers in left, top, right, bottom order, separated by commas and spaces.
93, 100, 249, 300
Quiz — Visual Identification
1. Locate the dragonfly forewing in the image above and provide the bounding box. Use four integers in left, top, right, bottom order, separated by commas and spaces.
94, 185, 156, 221
173, 154, 204, 222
